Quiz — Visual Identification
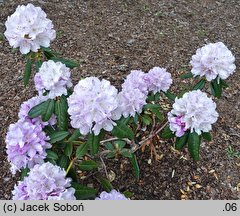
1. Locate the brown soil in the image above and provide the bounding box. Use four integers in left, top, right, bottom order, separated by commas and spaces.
0, 0, 239, 199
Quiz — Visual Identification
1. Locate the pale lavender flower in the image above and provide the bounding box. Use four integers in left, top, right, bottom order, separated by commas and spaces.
190, 42, 236, 81
95, 190, 129, 200
146, 67, 172, 93
117, 88, 147, 118
18, 95, 56, 126
168, 90, 218, 136
6, 119, 51, 174
4, 3, 56, 54
68, 77, 121, 135
122, 70, 149, 94
34, 60, 72, 99
12, 162, 76, 200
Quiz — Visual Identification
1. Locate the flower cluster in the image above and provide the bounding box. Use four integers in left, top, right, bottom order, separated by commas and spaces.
6, 120, 51, 174
4, 3, 56, 54
34, 60, 72, 99
12, 162, 76, 200
190, 42, 236, 81
95, 190, 129, 200
18, 95, 56, 127
118, 67, 172, 117
168, 90, 219, 136
68, 77, 121, 135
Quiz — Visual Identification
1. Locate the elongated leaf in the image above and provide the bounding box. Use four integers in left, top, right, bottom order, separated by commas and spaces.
188, 131, 201, 161
144, 104, 161, 110
161, 126, 175, 139
42, 99, 55, 122
114, 140, 126, 150
46, 150, 59, 160
43, 125, 56, 135
20, 168, 30, 181
211, 79, 222, 98
99, 178, 113, 193
180, 72, 193, 79
72, 182, 96, 200
66, 167, 77, 182
64, 143, 73, 157
79, 160, 98, 171
24, 59, 33, 86
68, 129, 81, 142
175, 132, 189, 150
49, 131, 69, 143
105, 142, 115, 151
112, 121, 134, 140
220, 79, 228, 89
193, 79, 206, 90
142, 114, 152, 126
76, 142, 89, 158
121, 149, 132, 158
130, 153, 140, 180
88, 132, 102, 155
50, 57, 79, 68
163, 90, 176, 101
55, 96, 68, 131
57, 155, 69, 170
28, 101, 46, 118
35, 60, 43, 71
202, 132, 212, 141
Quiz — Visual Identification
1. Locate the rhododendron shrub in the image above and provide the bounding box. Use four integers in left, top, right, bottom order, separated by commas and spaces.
4, 4, 236, 200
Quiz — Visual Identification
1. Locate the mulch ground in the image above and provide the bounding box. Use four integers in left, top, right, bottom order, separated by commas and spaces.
0, 0, 239, 199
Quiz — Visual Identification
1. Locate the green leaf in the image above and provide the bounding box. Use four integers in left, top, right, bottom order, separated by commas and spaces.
193, 79, 206, 90
68, 129, 81, 142
57, 155, 69, 170
105, 142, 115, 151
66, 167, 78, 182
72, 182, 96, 200
121, 149, 132, 158
76, 142, 89, 158
99, 178, 113, 193
188, 131, 201, 161
144, 104, 161, 110
163, 90, 176, 101
180, 72, 193, 79
106, 152, 116, 158
43, 125, 56, 135
220, 79, 228, 89
79, 160, 98, 171
23, 59, 33, 86
64, 143, 73, 157
175, 132, 189, 150
161, 126, 175, 139
50, 57, 79, 68
20, 168, 30, 181
211, 79, 222, 98
42, 99, 55, 122
202, 132, 212, 141
46, 150, 59, 160
54, 96, 68, 131
114, 140, 126, 150
35, 61, 43, 71
49, 131, 69, 143
88, 132, 102, 155
112, 121, 134, 140
130, 153, 140, 180
142, 114, 152, 125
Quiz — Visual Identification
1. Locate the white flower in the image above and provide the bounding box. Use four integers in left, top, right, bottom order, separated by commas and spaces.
12, 162, 76, 200
68, 77, 121, 135
190, 42, 236, 81
4, 3, 56, 54
34, 60, 72, 99
168, 90, 218, 136
146, 67, 172, 93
